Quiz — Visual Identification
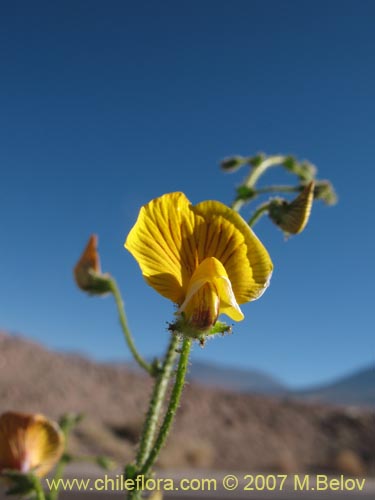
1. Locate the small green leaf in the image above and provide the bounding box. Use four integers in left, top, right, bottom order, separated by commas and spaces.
283, 155, 298, 171
59, 413, 84, 435
248, 153, 265, 167
235, 185, 256, 201
96, 456, 117, 471
1, 471, 36, 496
125, 463, 137, 480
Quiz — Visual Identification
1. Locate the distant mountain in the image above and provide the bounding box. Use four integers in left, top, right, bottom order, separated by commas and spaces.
4, 330, 372, 407
295, 366, 375, 407
186, 361, 375, 407
189, 361, 287, 395
127, 357, 374, 406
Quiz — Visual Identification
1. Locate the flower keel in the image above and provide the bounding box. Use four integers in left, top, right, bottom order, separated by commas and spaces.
179, 257, 243, 332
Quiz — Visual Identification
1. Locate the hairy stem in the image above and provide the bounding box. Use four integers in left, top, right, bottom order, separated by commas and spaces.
138, 337, 192, 478
248, 202, 270, 227
32, 476, 46, 500
136, 334, 180, 468
109, 278, 154, 376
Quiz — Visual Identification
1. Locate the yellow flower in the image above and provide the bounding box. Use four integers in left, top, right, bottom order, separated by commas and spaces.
0, 412, 64, 478
125, 192, 273, 334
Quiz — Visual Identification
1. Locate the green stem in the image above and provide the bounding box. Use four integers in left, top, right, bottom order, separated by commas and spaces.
246, 155, 286, 187
32, 476, 46, 500
46, 457, 68, 500
255, 185, 301, 195
135, 333, 180, 468
232, 155, 286, 212
138, 337, 192, 478
128, 489, 143, 500
248, 202, 270, 227
109, 278, 154, 376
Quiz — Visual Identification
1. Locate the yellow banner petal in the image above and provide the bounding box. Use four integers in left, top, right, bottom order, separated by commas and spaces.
125, 192, 200, 304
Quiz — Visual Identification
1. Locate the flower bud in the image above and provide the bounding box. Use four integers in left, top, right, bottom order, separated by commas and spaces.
248, 153, 266, 167
220, 155, 247, 172
297, 161, 317, 182
314, 180, 337, 205
74, 235, 112, 295
283, 156, 316, 182
268, 181, 314, 235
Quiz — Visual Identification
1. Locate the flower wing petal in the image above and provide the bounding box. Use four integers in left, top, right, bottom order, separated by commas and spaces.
193, 201, 273, 303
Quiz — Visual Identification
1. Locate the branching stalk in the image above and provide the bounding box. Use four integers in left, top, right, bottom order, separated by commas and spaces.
232, 155, 286, 212
248, 202, 270, 227
32, 476, 46, 500
255, 185, 301, 195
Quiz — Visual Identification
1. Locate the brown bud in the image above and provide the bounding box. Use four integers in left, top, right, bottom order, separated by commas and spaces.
74, 235, 112, 295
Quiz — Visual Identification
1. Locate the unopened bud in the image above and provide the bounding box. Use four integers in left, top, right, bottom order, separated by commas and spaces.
314, 180, 337, 205
74, 235, 112, 295
283, 157, 316, 182
220, 155, 247, 172
248, 153, 266, 167
268, 181, 315, 235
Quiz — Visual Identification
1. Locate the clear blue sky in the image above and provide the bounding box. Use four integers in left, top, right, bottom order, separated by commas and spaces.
1, 0, 374, 388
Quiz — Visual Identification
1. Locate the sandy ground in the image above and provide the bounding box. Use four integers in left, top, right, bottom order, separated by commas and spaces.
1, 332, 374, 475
1, 332, 374, 499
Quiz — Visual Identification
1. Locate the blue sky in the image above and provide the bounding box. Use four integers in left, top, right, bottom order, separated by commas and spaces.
1, 0, 374, 388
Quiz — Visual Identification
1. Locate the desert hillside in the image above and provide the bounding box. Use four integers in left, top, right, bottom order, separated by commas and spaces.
0, 331, 373, 475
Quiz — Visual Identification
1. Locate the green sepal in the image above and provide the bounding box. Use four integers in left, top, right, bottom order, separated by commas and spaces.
268, 198, 286, 226
283, 155, 298, 172
169, 317, 232, 344
220, 156, 247, 172
248, 153, 265, 167
124, 463, 137, 480
209, 321, 232, 336
85, 272, 113, 295
314, 180, 338, 205
235, 185, 257, 202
